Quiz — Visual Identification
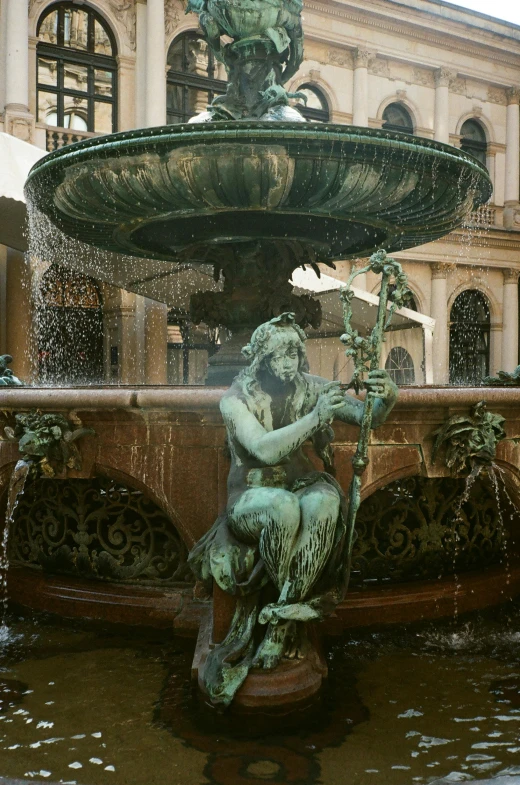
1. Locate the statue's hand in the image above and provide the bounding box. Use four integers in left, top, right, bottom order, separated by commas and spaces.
365, 369, 398, 402
315, 381, 346, 425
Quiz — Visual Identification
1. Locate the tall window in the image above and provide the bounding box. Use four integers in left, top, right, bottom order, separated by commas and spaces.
37, 3, 117, 134
385, 347, 415, 385
38, 264, 104, 385
167, 32, 227, 124
296, 84, 330, 123
460, 119, 488, 167
449, 290, 490, 385
382, 103, 414, 135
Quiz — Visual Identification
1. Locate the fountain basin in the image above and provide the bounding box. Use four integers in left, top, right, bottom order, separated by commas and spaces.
1, 386, 518, 632
25, 122, 492, 265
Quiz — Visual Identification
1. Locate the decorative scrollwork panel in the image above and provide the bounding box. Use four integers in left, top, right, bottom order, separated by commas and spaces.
8, 478, 193, 585
350, 475, 514, 587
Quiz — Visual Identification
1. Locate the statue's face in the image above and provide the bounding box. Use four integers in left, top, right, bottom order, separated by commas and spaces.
266, 338, 300, 383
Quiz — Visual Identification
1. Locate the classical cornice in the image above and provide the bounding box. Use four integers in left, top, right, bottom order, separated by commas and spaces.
304, 1, 520, 73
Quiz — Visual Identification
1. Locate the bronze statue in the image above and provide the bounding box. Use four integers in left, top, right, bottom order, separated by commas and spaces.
190, 312, 398, 706
0, 355, 23, 387
186, 0, 305, 120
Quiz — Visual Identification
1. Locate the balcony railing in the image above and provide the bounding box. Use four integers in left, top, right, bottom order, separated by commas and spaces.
467, 205, 497, 228
46, 126, 99, 152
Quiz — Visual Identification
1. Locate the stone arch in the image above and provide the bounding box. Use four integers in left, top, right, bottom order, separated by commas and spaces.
93, 462, 193, 549
456, 111, 495, 143
29, 0, 129, 56
165, 16, 200, 52
448, 281, 499, 325
377, 94, 422, 132
287, 71, 338, 114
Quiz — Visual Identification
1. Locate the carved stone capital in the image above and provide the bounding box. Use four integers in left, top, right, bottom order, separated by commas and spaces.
431, 262, 452, 279
503, 268, 520, 283
435, 67, 455, 88
354, 48, 372, 69
506, 87, 520, 106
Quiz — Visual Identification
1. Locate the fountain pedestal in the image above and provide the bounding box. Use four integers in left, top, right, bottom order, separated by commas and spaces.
193, 586, 327, 716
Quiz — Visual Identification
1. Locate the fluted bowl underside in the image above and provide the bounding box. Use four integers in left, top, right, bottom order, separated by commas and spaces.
26, 122, 492, 265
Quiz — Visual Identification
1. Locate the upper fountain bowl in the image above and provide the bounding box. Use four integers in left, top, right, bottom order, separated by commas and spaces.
25, 121, 492, 265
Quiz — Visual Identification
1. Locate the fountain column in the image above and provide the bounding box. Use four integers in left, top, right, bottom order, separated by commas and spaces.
3, 0, 33, 142
5, 249, 34, 382
502, 269, 519, 372
434, 68, 452, 144
504, 87, 520, 230
430, 263, 450, 384
352, 49, 370, 127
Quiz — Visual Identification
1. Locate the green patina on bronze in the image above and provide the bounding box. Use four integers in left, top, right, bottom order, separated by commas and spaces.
431, 401, 506, 475
4, 411, 95, 478
26, 123, 491, 265
189, 256, 406, 707
484, 366, 520, 386
185, 0, 305, 120
0, 356, 23, 387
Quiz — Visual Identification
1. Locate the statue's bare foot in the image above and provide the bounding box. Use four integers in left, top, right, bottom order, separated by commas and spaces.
259, 601, 321, 625
252, 621, 293, 670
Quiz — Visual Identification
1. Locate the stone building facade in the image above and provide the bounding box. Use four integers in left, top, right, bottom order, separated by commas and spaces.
1, 0, 520, 386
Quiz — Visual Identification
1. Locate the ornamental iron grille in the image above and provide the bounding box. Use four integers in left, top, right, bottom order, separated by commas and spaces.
8, 477, 193, 586
37, 3, 118, 139
37, 264, 104, 385
350, 475, 512, 587
449, 289, 490, 385
167, 32, 227, 124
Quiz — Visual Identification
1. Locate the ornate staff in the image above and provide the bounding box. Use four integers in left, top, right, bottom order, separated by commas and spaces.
339, 249, 411, 562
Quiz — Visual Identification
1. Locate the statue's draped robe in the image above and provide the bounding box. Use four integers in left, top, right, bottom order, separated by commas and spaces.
189, 373, 353, 707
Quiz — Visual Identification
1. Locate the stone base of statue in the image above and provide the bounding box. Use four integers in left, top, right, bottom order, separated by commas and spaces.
192, 589, 327, 719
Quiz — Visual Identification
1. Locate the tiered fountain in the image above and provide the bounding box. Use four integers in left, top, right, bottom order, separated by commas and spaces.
4, 0, 520, 723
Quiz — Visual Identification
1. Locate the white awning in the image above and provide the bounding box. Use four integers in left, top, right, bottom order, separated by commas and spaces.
291, 266, 436, 384
0, 132, 46, 251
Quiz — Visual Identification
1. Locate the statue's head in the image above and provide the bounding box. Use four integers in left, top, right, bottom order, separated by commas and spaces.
432, 401, 506, 474
241, 312, 307, 384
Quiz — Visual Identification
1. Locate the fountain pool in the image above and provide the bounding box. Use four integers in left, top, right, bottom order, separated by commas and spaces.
2, 605, 520, 784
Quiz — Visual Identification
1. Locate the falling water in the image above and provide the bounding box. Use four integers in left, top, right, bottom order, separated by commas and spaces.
1, 460, 31, 633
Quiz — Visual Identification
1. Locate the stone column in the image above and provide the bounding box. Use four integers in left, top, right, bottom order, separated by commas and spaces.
135, 0, 148, 128
430, 263, 450, 384
5, 249, 34, 382
504, 88, 520, 229
144, 299, 168, 384
145, 0, 166, 126
4, 0, 34, 142
352, 48, 370, 127
434, 68, 452, 145
502, 269, 519, 372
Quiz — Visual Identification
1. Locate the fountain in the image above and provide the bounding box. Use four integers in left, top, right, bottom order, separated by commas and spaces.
4, 0, 520, 743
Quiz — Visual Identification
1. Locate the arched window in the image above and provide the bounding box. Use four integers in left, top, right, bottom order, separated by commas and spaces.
296, 84, 330, 123
449, 290, 490, 385
460, 119, 488, 167
167, 32, 227, 124
37, 3, 117, 135
38, 264, 104, 385
385, 347, 415, 385
382, 103, 414, 134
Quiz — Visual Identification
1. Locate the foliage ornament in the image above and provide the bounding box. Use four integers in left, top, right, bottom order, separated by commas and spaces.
431, 401, 506, 475
483, 366, 520, 386
4, 411, 94, 478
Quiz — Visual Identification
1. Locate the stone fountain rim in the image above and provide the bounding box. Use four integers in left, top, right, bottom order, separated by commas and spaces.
25, 120, 492, 190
